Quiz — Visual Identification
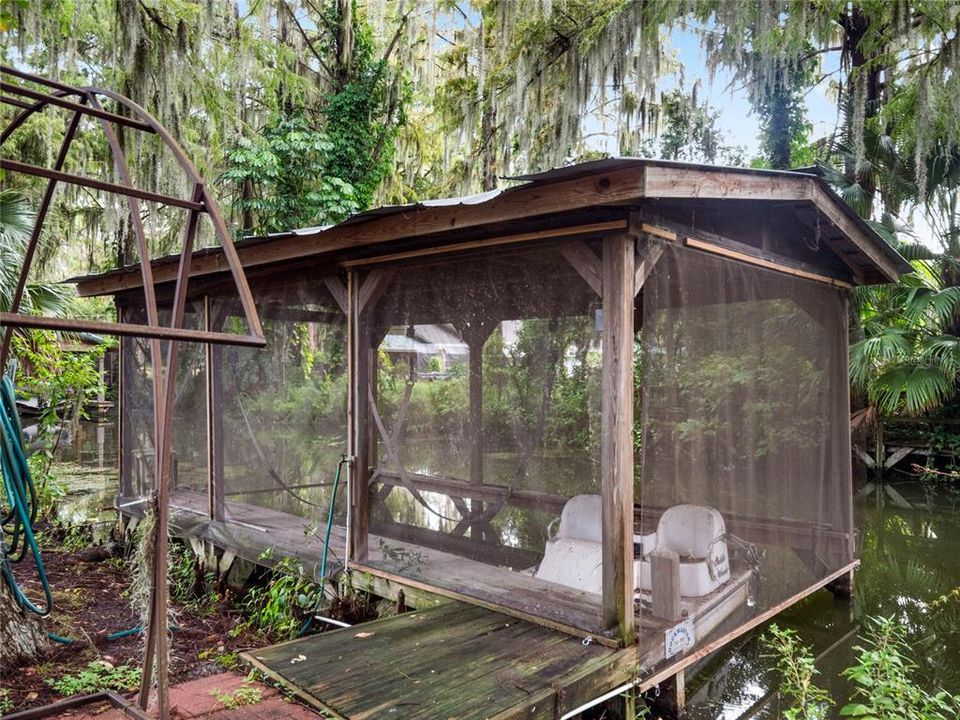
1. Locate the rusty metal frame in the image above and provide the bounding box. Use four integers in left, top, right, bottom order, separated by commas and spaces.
1, 66, 266, 719
1, 691, 152, 720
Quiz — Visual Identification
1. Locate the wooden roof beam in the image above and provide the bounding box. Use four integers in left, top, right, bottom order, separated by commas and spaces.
809, 184, 902, 283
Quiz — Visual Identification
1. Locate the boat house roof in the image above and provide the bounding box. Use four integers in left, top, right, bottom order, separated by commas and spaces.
70, 158, 911, 298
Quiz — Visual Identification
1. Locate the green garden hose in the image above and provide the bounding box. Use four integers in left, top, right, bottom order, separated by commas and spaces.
1, 369, 156, 644
0, 371, 53, 617
298, 454, 347, 636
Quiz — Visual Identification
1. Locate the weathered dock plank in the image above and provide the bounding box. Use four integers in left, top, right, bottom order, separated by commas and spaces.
241, 603, 634, 720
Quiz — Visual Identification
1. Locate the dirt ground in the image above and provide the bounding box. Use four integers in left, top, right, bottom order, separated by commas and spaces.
1, 530, 266, 716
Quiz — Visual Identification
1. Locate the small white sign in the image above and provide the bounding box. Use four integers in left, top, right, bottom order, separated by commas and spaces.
664, 620, 696, 659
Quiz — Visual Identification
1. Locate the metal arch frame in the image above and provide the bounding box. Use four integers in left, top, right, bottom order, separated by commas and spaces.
0, 65, 265, 355
1, 66, 265, 719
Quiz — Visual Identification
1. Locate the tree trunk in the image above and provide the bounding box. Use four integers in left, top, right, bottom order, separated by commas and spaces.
0, 580, 47, 668
481, 103, 497, 191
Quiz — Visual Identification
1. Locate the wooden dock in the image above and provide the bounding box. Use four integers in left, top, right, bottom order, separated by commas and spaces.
142, 489, 751, 654
241, 602, 638, 720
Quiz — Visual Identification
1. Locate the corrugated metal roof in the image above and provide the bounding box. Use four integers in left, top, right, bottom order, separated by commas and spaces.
263, 159, 817, 241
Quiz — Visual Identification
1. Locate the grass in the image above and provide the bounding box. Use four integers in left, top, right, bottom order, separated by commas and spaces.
45, 660, 142, 696
198, 647, 241, 671
212, 682, 262, 709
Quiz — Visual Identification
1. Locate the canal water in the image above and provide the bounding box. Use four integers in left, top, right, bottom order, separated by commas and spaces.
683, 478, 960, 718
53, 421, 960, 717
50, 420, 119, 544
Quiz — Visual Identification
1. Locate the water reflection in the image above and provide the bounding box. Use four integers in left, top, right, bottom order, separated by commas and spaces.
50, 420, 119, 544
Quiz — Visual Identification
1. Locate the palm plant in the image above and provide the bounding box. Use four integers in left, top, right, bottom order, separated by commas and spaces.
827, 95, 960, 417
850, 266, 960, 416
0, 189, 71, 316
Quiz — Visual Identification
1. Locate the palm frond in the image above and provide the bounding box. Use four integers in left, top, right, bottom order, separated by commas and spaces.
894, 243, 939, 262
920, 334, 960, 375
872, 363, 955, 416
850, 327, 914, 391
0, 190, 70, 317
905, 286, 960, 326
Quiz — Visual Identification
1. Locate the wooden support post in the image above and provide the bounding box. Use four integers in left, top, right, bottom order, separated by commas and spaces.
468, 331, 484, 541
648, 669, 685, 719
601, 234, 635, 646
350, 270, 396, 564
349, 274, 372, 563
117, 328, 131, 499
465, 320, 495, 541
468, 334, 484, 489
835, 293, 856, 582
651, 548, 682, 623
826, 567, 856, 600
204, 297, 225, 522
874, 418, 885, 486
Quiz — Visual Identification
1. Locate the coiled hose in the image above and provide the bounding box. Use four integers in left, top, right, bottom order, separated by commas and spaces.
0, 371, 53, 617
0, 369, 143, 643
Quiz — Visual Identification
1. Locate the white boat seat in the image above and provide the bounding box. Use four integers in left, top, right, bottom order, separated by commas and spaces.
555, 494, 602, 542
535, 495, 730, 599
535, 537, 603, 595
639, 504, 731, 597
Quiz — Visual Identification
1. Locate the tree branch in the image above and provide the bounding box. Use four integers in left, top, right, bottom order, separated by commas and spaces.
303, 0, 339, 38
281, 1, 334, 80
796, 45, 844, 65
137, 0, 173, 33
379, 10, 413, 67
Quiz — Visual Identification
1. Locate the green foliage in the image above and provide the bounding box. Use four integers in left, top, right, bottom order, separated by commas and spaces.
0, 688, 11, 714
762, 624, 832, 720
197, 649, 240, 670
765, 618, 960, 720
748, 35, 819, 169
58, 524, 92, 553
656, 86, 746, 166
168, 540, 220, 611
0, 190, 71, 315
319, 3, 408, 211
930, 586, 960, 609
45, 660, 142, 696
239, 554, 317, 640
850, 270, 960, 416
9, 329, 107, 518
27, 452, 66, 517
12, 329, 108, 456
220, 2, 408, 235
212, 682, 262, 709
374, 318, 602, 470
222, 112, 361, 235
840, 617, 960, 720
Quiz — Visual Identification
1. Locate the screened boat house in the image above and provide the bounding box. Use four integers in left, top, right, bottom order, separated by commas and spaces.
73, 159, 909, 699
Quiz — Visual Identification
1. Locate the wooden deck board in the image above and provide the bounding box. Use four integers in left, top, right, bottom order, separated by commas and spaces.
161, 490, 761, 715
241, 603, 630, 720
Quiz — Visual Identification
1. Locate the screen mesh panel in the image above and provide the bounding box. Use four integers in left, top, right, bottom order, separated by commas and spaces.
119, 274, 348, 536
119, 303, 206, 501
359, 243, 609, 635
208, 274, 348, 524
637, 243, 853, 670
